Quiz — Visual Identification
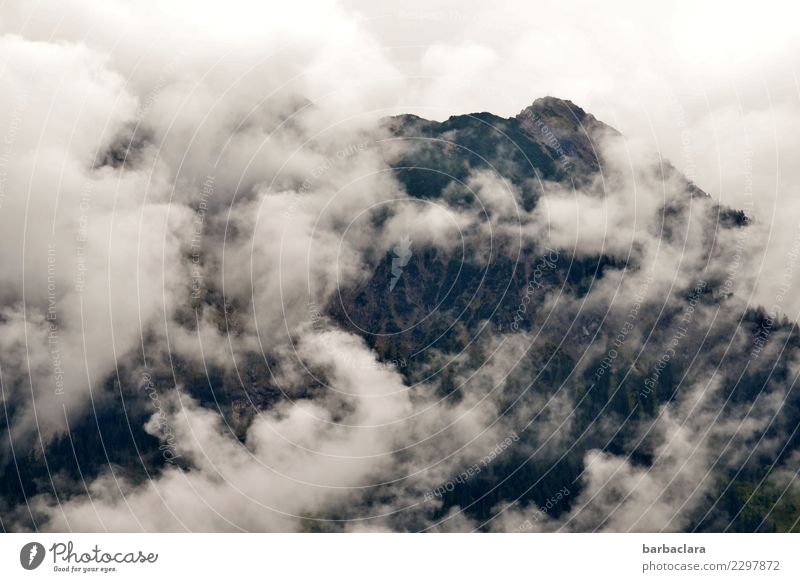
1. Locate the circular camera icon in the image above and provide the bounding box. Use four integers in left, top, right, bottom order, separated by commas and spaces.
19, 542, 46, 570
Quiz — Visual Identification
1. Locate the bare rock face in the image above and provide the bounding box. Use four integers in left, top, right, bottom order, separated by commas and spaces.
515, 96, 619, 175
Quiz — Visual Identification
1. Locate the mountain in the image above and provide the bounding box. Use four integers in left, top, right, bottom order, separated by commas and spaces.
3, 97, 798, 533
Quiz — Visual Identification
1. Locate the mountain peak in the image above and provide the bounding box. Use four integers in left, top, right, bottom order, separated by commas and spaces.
515, 96, 609, 133
520, 96, 589, 121
514, 96, 619, 173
